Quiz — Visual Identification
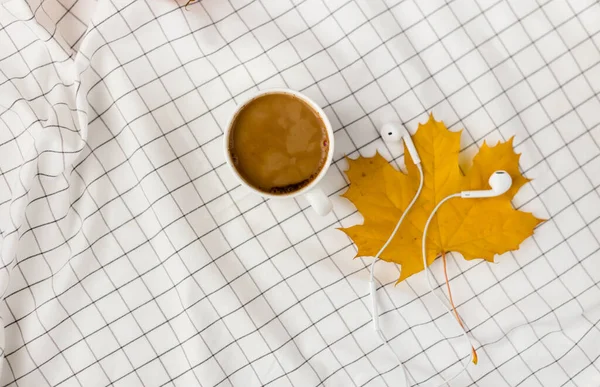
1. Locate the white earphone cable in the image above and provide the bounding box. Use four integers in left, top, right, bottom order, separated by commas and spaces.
420, 193, 473, 386
370, 182, 475, 386
369, 163, 423, 386
368, 154, 507, 385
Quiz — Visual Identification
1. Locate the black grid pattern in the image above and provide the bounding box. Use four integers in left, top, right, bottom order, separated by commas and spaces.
0, 0, 599, 386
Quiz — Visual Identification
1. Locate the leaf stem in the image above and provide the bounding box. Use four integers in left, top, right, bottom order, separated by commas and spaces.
441, 252, 478, 364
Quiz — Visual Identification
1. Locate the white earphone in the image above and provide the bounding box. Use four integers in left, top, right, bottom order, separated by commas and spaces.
372, 122, 423, 385
372, 123, 513, 386
381, 122, 421, 164
461, 171, 512, 198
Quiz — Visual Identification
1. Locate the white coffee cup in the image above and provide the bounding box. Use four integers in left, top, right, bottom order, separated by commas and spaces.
223, 88, 334, 216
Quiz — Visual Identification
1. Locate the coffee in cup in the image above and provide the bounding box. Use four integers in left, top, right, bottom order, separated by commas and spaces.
228, 92, 329, 195
224, 89, 334, 215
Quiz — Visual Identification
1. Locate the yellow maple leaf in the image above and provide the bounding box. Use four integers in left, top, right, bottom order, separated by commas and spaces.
340, 114, 542, 283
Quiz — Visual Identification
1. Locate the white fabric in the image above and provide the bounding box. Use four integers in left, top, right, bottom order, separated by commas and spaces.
0, 0, 599, 386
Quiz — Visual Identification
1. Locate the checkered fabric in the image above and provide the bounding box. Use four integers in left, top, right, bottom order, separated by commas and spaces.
0, 0, 599, 386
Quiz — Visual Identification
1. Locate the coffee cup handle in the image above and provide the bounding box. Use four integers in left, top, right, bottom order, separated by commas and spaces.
305, 188, 332, 216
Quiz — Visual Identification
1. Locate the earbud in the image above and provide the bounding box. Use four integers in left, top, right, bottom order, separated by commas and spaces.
380, 122, 421, 164
461, 171, 512, 198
